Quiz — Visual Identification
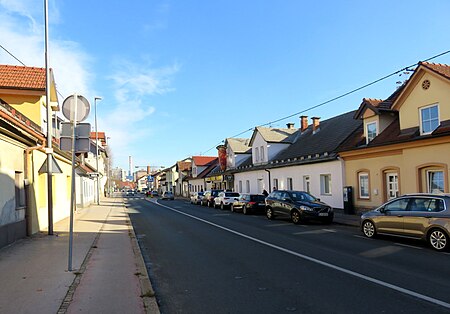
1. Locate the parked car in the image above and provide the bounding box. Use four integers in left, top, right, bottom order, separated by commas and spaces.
265, 190, 333, 224
190, 192, 204, 205
201, 189, 224, 207
361, 193, 450, 251
126, 189, 135, 196
161, 191, 174, 200
231, 193, 266, 214
214, 191, 240, 209
151, 191, 159, 197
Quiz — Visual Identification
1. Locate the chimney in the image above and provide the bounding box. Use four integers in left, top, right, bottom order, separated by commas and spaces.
300, 116, 308, 132
147, 165, 151, 174
312, 117, 320, 133
286, 122, 295, 129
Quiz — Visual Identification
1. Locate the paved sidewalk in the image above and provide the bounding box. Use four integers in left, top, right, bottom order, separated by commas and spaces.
0, 195, 159, 314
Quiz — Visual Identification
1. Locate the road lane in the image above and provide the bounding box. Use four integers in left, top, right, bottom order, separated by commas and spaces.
128, 197, 450, 313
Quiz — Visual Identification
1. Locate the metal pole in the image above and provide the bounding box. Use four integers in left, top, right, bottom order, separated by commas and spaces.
68, 94, 78, 272
94, 97, 101, 205
44, 0, 54, 235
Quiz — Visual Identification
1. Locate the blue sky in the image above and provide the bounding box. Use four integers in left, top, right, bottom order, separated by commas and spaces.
1, 0, 450, 171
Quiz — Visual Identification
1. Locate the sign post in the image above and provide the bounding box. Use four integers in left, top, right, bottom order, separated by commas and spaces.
61, 94, 90, 271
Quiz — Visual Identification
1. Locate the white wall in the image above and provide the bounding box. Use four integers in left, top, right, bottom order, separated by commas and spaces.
234, 170, 269, 194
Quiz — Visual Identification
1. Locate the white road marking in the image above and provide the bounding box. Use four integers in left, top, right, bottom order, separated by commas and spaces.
154, 200, 450, 310
293, 229, 336, 235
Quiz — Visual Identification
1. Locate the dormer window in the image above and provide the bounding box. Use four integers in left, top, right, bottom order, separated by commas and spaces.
420, 104, 439, 135
255, 147, 259, 162
366, 121, 377, 144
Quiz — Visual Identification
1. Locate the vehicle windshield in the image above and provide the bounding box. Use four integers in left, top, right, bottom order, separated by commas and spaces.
290, 191, 316, 202
225, 192, 240, 197
198, 192, 204, 196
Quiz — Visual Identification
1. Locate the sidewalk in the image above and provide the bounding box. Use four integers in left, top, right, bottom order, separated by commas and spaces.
333, 209, 361, 227
0, 195, 159, 314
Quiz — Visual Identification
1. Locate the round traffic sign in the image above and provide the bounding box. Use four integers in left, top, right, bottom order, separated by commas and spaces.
62, 94, 91, 122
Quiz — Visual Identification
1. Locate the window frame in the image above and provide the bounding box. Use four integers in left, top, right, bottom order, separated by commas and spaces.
427, 170, 445, 194
320, 174, 332, 195
255, 147, 259, 162
287, 177, 293, 190
358, 172, 370, 199
420, 103, 439, 135
365, 121, 378, 144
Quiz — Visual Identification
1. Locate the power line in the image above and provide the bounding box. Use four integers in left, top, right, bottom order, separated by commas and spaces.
0, 44, 26, 66
201, 49, 450, 155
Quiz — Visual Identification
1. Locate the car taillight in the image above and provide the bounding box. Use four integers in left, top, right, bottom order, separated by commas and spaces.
249, 201, 256, 205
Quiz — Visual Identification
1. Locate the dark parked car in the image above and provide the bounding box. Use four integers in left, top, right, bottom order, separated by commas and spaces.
231, 193, 266, 215
190, 192, 204, 205
201, 189, 224, 207
361, 193, 450, 251
265, 190, 333, 224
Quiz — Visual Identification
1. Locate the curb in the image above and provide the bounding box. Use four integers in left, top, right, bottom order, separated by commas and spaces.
125, 204, 160, 314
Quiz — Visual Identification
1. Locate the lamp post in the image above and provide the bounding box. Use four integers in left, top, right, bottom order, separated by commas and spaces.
94, 96, 102, 204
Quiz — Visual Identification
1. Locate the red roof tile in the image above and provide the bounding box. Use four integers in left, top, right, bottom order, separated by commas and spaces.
420, 62, 450, 80
0, 65, 46, 90
192, 156, 217, 166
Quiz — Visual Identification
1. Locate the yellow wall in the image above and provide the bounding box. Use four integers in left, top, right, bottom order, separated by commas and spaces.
398, 71, 450, 130
344, 141, 450, 211
0, 94, 43, 126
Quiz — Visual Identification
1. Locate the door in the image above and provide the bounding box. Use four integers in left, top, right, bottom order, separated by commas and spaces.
376, 197, 409, 235
386, 173, 398, 201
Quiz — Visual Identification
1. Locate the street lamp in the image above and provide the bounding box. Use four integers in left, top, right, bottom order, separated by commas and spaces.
94, 96, 102, 204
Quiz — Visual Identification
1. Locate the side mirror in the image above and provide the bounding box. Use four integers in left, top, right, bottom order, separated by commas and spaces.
316, 198, 321, 202
283, 197, 292, 203
379, 207, 385, 213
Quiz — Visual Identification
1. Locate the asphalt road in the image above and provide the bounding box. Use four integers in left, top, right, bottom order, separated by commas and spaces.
127, 196, 450, 314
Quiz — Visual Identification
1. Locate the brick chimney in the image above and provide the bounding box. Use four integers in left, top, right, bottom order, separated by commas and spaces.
300, 116, 308, 132
312, 117, 320, 133
286, 122, 295, 129
147, 166, 151, 174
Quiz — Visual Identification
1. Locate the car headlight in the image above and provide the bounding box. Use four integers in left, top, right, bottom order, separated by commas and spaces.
299, 205, 313, 212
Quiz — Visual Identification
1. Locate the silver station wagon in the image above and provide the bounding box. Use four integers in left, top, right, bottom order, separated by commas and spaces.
361, 194, 450, 251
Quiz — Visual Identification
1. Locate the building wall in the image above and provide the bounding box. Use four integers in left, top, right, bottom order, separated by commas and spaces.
0, 94, 43, 127
398, 72, 450, 130
0, 134, 27, 247
344, 141, 450, 211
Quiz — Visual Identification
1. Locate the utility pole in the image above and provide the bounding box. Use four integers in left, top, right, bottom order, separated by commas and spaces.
44, 0, 53, 235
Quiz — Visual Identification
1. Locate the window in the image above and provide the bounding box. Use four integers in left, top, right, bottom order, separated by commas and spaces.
287, 177, 293, 190
273, 178, 279, 190
245, 180, 250, 193
420, 104, 439, 135
303, 176, 310, 193
384, 198, 409, 211
427, 170, 444, 194
15, 172, 25, 209
255, 147, 259, 162
260, 146, 265, 162
366, 122, 377, 143
358, 172, 370, 199
238, 181, 243, 193
320, 174, 331, 195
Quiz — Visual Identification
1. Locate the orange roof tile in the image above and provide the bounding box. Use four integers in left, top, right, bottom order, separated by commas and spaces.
420, 62, 450, 80
0, 65, 46, 90
192, 156, 217, 166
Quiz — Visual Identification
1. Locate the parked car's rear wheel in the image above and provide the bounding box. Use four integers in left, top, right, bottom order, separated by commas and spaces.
291, 210, 301, 224
362, 220, 376, 238
266, 207, 274, 220
243, 205, 249, 215
428, 228, 449, 251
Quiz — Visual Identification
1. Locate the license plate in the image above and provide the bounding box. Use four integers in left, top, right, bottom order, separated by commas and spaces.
319, 213, 328, 216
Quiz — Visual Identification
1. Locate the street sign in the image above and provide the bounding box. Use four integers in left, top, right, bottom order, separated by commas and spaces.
62, 94, 90, 122
60, 122, 91, 152
147, 175, 154, 182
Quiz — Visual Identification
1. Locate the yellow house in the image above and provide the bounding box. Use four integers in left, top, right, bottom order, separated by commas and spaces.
0, 65, 73, 244
340, 62, 450, 212
0, 65, 59, 129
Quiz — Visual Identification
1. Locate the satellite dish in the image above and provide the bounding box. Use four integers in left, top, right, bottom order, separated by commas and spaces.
62, 94, 90, 122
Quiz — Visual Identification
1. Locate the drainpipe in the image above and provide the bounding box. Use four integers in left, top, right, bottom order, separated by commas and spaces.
264, 169, 271, 192
24, 141, 46, 236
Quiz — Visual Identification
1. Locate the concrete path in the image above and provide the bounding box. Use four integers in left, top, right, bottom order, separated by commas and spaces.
0, 195, 159, 314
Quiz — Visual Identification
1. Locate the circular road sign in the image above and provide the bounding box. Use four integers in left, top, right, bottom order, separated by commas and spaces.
62, 94, 91, 122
